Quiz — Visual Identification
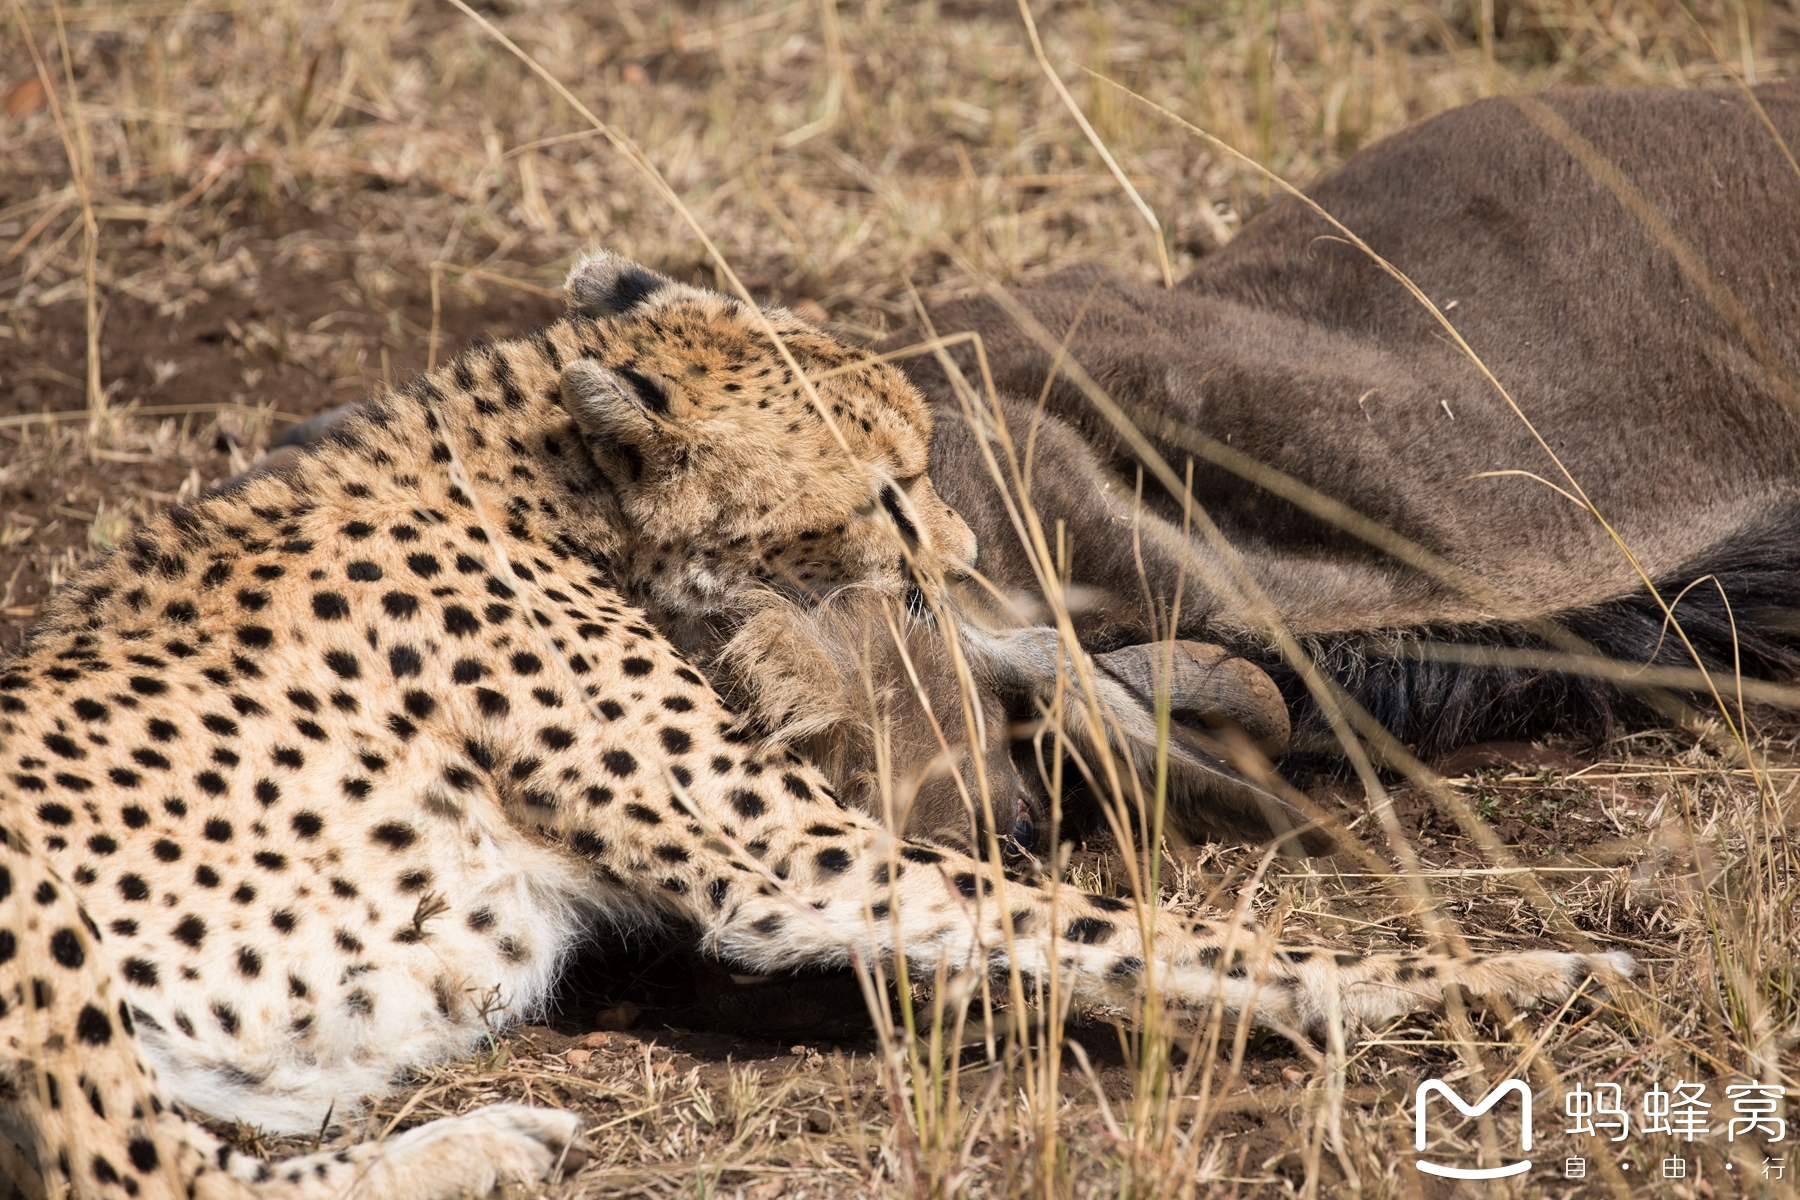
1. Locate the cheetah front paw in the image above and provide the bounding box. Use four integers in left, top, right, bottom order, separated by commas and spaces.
323, 1104, 582, 1199
1574, 950, 1638, 1000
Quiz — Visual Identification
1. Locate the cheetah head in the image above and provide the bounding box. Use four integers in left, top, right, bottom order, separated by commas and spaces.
556, 251, 1045, 850
558, 250, 977, 620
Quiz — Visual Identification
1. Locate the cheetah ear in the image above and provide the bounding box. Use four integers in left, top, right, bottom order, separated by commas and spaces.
565, 250, 674, 319
560, 360, 660, 476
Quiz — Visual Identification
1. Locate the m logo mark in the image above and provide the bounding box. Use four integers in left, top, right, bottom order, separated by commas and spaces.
1415, 1078, 1534, 1179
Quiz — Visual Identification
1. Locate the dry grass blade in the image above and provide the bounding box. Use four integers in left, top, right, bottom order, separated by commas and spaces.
1016, 0, 1172, 289
7, 0, 101, 419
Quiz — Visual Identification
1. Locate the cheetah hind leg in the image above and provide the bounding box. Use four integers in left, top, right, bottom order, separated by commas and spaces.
0, 826, 579, 1200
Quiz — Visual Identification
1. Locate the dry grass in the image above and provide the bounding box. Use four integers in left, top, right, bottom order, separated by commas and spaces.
5, 0, 1800, 1196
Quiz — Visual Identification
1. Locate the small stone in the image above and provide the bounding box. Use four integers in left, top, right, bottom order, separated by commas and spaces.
4, 78, 46, 118
592, 1001, 640, 1031
565, 1048, 592, 1067
575, 1031, 611, 1049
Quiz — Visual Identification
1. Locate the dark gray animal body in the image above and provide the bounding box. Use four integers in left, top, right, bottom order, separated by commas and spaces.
903, 82, 1800, 761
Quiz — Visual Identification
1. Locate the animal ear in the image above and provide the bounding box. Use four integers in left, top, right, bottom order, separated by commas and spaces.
564, 250, 674, 319
560, 360, 659, 475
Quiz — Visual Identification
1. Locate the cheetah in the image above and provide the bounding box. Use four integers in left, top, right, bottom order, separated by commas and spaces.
1, 250, 1634, 1199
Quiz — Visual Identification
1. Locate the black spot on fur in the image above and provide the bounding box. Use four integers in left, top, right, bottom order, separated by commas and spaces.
128, 1138, 159, 1173
49, 928, 84, 968
382, 592, 420, 619
312, 593, 350, 620
388, 645, 422, 677
1065, 917, 1114, 945
71, 1004, 112, 1050
372, 822, 418, 850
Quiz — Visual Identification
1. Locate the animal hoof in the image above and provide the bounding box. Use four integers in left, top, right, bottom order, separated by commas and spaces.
1096, 641, 1290, 752
1004, 794, 1038, 858
219, 402, 363, 490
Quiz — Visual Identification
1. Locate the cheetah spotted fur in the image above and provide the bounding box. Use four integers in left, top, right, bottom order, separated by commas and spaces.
0, 252, 1634, 1199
